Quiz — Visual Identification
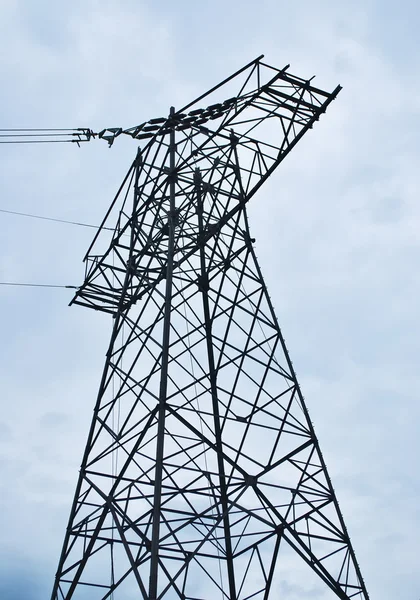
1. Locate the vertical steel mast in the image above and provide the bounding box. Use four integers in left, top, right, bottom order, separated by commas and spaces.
51, 57, 369, 600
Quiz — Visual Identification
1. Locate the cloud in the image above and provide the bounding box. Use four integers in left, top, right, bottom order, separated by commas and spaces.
1, 1, 420, 599
278, 579, 327, 598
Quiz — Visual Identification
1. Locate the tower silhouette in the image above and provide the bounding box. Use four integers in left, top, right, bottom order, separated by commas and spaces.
51, 57, 369, 600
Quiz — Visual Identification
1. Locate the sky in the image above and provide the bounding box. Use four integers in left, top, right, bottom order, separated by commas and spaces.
0, 0, 419, 598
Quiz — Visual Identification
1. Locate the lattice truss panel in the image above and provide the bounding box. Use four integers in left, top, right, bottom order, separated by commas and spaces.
52, 59, 369, 600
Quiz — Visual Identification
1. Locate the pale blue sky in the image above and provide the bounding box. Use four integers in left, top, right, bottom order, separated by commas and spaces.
0, 1, 419, 598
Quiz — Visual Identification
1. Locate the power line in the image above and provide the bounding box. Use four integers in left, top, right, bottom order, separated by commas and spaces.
0, 282, 78, 289
0, 128, 77, 131
0, 133, 78, 138
0, 127, 94, 144
0, 208, 113, 230
0, 139, 78, 144
0, 210, 115, 293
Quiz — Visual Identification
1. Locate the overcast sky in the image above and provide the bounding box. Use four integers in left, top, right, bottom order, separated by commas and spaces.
0, 1, 419, 599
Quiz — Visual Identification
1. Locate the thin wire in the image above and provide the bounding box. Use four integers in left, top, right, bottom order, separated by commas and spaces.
0, 127, 90, 144
110, 249, 118, 600
117, 323, 123, 472
220, 229, 287, 381
0, 282, 78, 289
0, 208, 114, 231
0, 128, 92, 145
0, 133, 80, 138
111, 323, 115, 600
0, 128, 77, 131
0, 139, 78, 144
180, 286, 225, 598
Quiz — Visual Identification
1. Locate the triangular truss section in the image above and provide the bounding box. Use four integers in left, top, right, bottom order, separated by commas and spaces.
51, 57, 369, 600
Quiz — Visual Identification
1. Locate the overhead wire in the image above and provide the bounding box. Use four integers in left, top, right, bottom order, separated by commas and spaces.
180, 280, 225, 598
0, 133, 80, 138
0, 207, 114, 230
0, 140, 80, 144
0, 282, 78, 289
0, 205, 113, 290
0, 127, 94, 144
0, 128, 78, 131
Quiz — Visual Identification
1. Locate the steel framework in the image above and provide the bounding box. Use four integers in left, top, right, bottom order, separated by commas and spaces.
51, 57, 369, 600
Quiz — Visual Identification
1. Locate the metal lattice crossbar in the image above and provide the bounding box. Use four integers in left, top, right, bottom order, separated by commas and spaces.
51, 57, 369, 600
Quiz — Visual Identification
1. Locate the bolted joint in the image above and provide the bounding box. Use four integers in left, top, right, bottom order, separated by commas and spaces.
126, 257, 137, 274
161, 208, 180, 235
194, 168, 202, 185
206, 223, 218, 237
244, 474, 257, 487
168, 207, 180, 226
203, 181, 214, 195
197, 274, 209, 292
223, 258, 231, 272
196, 231, 207, 248
144, 538, 152, 552
164, 165, 178, 182
243, 230, 256, 246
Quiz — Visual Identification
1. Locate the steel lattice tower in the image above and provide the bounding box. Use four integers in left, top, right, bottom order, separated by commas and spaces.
51, 57, 369, 600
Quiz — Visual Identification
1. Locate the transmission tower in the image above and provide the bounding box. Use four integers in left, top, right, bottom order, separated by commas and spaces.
51, 57, 369, 600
